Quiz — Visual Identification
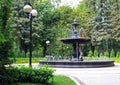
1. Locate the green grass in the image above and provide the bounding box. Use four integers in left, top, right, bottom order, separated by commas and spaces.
13, 57, 45, 64
52, 75, 76, 85
13, 75, 76, 85
109, 57, 120, 63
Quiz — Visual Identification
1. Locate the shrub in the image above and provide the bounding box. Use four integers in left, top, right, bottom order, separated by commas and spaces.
0, 66, 55, 84
0, 67, 16, 85
88, 50, 93, 57
94, 50, 98, 57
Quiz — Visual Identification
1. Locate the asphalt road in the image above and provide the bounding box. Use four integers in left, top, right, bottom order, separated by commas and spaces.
54, 63, 120, 85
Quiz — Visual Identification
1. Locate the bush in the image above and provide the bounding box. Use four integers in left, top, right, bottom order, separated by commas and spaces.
0, 67, 16, 85
0, 66, 55, 84
88, 50, 93, 57
0, 41, 13, 65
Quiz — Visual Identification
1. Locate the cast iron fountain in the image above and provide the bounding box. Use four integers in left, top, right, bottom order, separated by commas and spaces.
61, 19, 90, 61
39, 19, 114, 68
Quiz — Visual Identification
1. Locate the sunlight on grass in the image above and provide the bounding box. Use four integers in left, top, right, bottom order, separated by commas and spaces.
53, 75, 76, 85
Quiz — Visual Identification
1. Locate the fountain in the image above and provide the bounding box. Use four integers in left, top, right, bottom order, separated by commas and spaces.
61, 19, 90, 61
39, 19, 114, 68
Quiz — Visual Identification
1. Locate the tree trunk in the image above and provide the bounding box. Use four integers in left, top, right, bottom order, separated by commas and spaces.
108, 39, 112, 57
91, 44, 95, 56
98, 44, 102, 57
98, 45, 100, 57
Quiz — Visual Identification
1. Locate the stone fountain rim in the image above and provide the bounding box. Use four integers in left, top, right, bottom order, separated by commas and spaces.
39, 60, 114, 68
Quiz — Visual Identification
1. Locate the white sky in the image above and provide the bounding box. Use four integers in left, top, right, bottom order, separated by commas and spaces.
60, 0, 83, 7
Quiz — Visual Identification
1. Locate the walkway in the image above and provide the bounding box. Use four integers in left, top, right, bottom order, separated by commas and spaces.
54, 63, 120, 85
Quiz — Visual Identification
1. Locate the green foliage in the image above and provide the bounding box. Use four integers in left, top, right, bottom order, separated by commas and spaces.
14, 75, 76, 85
91, 0, 112, 44
33, 0, 61, 57
1, 0, 119, 59
74, 1, 89, 28
0, 66, 55, 84
104, 51, 109, 57
0, 41, 13, 66
0, 0, 13, 67
11, 0, 30, 55
84, 0, 120, 58
17, 66, 54, 84
88, 50, 93, 57
0, 33, 5, 42
94, 50, 98, 57
111, 0, 120, 40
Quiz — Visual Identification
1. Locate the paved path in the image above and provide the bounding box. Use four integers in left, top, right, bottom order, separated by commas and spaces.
54, 63, 120, 85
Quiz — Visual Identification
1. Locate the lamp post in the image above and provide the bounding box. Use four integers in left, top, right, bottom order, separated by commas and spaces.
46, 40, 50, 55
23, 4, 38, 67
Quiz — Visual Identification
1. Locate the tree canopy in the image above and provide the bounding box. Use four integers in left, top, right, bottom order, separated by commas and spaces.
0, 0, 119, 60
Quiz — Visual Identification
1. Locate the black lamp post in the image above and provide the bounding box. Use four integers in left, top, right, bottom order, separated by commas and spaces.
46, 40, 50, 55
23, 4, 38, 67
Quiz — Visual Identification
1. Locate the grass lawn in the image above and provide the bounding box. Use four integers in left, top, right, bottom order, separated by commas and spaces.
52, 75, 76, 85
14, 75, 76, 85
13, 57, 45, 64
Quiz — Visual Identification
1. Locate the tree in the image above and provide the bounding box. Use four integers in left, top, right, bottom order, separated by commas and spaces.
0, 0, 13, 66
111, 0, 120, 57
32, 0, 61, 57
90, 0, 113, 57
0, 1, 13, 84
11, 0, 30, 57
51, 5, 75, 57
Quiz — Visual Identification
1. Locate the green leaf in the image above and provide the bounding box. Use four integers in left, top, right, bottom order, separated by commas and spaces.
0, 33, 5, 42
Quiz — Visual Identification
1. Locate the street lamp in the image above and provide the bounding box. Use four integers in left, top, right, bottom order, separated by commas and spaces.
23, 4, 38, 67
46, 40, 50, 45
46, 40, 50, 56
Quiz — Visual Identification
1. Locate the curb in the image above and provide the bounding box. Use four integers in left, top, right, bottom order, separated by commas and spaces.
69, 76, 86, 85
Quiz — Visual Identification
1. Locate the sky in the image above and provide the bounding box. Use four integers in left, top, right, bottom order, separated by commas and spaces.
60, 0, 83, 7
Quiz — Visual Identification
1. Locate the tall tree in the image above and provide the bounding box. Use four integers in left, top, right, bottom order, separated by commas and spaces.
0, 0, 13, 78
11, 0, 30, 57
90, 0, 113, 57
111, 0, 120, 57
33, 0, 61, 57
